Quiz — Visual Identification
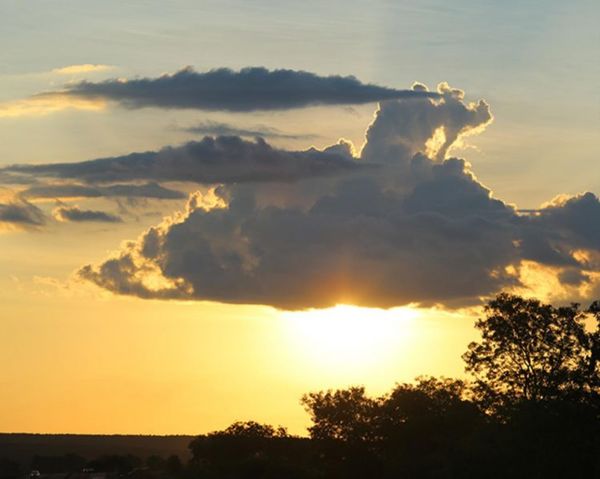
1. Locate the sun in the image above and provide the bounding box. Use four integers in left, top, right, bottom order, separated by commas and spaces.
280, 304, 421, 380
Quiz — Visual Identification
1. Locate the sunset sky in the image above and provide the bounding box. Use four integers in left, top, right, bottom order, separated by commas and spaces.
1, 0, 599, 435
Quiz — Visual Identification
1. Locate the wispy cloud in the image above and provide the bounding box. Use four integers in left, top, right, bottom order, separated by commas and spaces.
0, 198, 46, 230
22, 182, 186, 200
53, 205, 122, 223
52, 64, 114, 75
0, 93, 105, 118
185, 120, 318, 140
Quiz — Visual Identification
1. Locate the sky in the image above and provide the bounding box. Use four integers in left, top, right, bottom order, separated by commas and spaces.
0, 0, 599, 435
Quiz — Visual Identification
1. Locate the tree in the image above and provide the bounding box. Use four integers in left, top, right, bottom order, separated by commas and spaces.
585, 300, 600, 391
301, 387, 380, 478
165, 455, 182, 476
215, 421, 288, 439
378, 377, 480, 440
377, 377, 484, 478
301, 387, 378, 445
146, 455, 166, 471
462, 293, 599, 413
31, 454, 86, 474
188, 421, 314, 479
86, 455, 142, 474
462, 293, 600, 476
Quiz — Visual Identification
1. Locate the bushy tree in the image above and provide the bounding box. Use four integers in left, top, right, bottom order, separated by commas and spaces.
301, 387, 378, 445
189, 421, 314, 479
461, 293, 600, 477
463, 293, 599, 413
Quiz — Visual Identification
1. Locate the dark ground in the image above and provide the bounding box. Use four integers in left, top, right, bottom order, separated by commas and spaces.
0, 434, 193, 470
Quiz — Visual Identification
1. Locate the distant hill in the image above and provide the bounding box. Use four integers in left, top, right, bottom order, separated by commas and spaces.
0, 434, 194, 469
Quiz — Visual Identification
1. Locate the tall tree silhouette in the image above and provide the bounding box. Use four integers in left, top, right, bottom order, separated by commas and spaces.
462, 293, 600, 477
463, 293, 599, 413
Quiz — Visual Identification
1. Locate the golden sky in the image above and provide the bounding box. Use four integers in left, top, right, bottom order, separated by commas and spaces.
1, 0, 599, 435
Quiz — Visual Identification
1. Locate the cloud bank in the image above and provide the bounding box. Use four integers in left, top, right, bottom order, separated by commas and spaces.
5, 78, 597, 309
78, 83, 600, 309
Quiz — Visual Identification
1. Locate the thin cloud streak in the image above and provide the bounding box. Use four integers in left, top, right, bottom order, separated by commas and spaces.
185, 120, 319, 140
0, 93, 106, 118
62, 66, 440, 112
53, 205, 122, 223
3, 136, 367, 185
52, 64, 114, 75
22, 182, 186, 200
0, 198, 46, 229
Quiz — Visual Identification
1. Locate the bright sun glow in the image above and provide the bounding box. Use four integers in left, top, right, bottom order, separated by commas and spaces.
280, 305, 421, 380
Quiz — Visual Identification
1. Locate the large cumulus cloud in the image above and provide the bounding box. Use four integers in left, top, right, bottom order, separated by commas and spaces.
59, 67, 439, 112
361, 82, 491, 165
71, 82, 600, 309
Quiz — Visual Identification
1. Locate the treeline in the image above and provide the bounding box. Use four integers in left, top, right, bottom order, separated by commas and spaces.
179, 294, 600, 478
0, 435, 191, 479
2, 294, 598, 479
0, 435, 192, 468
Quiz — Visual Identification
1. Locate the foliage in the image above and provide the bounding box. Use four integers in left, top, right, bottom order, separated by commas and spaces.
463, 293, 599, 414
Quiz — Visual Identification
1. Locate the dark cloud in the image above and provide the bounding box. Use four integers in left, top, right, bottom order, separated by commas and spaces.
0, 171, 40, 185
79, 168, 520, 309
22, 182, 186, 200
53, 205, 122, 223
558, 268, 589, 286
73, 83, 600, 309
0, 198, 46, 227
60, 66, 440, 112
3, 136, 366, 185
533, 193, 600, 251
519, 193, 600, 268
185, 120, 318, 140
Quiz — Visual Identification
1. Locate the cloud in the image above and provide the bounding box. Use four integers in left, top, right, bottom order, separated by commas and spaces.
52, 64, 113, 75
22, 182, 186, 200
361, 82, 492, 165
0, 93, 105, 118
60, 66, 439, 112
3, 136, 366, 185
53, 205, 122, 223
0, 198, 46, 229
520, 192, 600, 267
1, 66, 438, 118
57, 82, 599, 309
185, 120, 318, 140
79, 161, 519, 309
